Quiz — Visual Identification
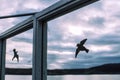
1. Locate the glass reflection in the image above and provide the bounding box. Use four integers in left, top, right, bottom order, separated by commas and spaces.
6, 29, 33, 68
47, 0, 120, 74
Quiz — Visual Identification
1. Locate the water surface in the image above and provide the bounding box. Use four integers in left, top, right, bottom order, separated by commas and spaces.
5, 75, 120, 80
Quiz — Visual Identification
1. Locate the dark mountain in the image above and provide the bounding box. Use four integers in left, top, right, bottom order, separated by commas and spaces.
87, 63, 120, 74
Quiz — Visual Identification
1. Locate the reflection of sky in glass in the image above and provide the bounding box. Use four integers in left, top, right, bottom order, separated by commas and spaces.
47, 0, 120, 69
6, 29, 33, 68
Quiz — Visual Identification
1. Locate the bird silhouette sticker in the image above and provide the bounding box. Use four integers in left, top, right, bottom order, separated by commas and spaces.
12, 48, 19, 62
75, 38, 89, 58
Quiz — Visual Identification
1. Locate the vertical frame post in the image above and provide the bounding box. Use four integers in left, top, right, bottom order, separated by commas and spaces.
32, 16, 47, 80
0, 39, 6, 80
42, 21, 47, 80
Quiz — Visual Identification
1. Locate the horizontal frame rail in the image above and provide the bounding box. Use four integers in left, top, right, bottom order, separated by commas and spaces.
36, 0, 99, 21
0, 12, 38, 19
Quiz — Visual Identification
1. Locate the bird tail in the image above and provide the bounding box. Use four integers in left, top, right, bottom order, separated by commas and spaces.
86, 49, 89, 53
75, 53, 78, 58
75, 49, 79, 58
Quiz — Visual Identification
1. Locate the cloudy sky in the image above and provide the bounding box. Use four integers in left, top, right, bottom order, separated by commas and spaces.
47, 0, 120, 69
0, 0, 120, 70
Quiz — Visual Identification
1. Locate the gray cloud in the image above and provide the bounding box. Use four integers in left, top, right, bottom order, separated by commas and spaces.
11, 37, 32, 44
88, 16, 105, 27
91, 34, 120, 45
48, 45, 75, 52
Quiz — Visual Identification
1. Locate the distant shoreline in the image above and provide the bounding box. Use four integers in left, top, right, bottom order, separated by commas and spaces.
5, 63, 120, 75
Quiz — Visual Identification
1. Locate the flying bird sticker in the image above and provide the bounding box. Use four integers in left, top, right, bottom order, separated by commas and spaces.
75, 38, 89, 58
12, 48, 19, 62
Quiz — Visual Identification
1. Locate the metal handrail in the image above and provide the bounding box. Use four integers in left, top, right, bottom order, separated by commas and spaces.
0, 12, 38, 19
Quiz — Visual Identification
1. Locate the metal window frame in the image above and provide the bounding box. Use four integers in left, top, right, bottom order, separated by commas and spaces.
0, 0, 99, 80
0, 39, 6, 80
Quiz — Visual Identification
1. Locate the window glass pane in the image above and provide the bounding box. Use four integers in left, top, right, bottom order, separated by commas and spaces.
5, 29, 33, 80
47, 0, 120, 80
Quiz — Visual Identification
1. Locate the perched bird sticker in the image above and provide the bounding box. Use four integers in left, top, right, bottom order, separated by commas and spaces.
75, 38, 89, 58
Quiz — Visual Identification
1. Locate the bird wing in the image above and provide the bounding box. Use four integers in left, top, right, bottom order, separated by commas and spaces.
80, 38, 87, 45
75, 48, 80, 58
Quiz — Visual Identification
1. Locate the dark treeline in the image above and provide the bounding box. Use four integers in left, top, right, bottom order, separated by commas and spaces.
5, 63, 120, 75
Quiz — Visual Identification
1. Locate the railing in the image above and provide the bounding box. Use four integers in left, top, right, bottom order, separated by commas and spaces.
0, 0, 99, 80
